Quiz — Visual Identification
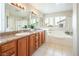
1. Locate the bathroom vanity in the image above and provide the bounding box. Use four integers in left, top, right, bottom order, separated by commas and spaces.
0, 30, 45, 56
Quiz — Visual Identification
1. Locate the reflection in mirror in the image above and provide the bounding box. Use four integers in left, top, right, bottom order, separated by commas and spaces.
5, 3, 29, 32
0, 3, 43, 33
29, 12, 41, 29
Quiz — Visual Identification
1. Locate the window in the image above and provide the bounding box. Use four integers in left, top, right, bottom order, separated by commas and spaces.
16, 19, 28, 30
31, 18, 36, 24
30, 17, 38, 27
45, 17, 54, 26
44, 16, 66, 27
55, 16, 66, 25
50, 17, 54, 25
45, 18, 49, 25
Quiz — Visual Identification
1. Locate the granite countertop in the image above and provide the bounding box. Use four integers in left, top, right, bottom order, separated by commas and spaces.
0, 29, 45, 45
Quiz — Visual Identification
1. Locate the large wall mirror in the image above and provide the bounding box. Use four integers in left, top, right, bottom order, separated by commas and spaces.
5, 3, 29, 31
0, 3, 42, 33
1, 3, 29, 32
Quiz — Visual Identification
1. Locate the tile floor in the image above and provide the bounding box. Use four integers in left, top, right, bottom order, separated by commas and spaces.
32, 31, 73, 56
33, 43, 72, 56
32, 42, 73, 56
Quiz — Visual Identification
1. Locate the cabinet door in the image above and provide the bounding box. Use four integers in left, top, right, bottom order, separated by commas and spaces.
18, 37, 27, 56
1, 48, 16, 56
41, 31, 45, 44
29, 34, 35, 56
26, 37, 29, 56
0, 40, 17, 56
38, 31, 45, 47
1, 41, 16, 52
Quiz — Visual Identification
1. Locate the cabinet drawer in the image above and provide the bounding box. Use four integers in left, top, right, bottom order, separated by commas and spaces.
1, 48, 16, 56
1, 41, 16, 52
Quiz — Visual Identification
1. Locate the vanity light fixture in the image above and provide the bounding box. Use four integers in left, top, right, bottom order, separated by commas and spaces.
32, 11, 37, 15
11, 3, 24, 9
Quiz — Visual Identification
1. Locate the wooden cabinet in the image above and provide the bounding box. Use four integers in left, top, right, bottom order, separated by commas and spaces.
0, 31, 45, 56
18, 37, 29, 56
28, 34, 36, 56
0, 41, 17, 56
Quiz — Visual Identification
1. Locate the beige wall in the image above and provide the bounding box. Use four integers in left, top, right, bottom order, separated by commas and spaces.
65, 16, 72, 32
72, 3, 79, 56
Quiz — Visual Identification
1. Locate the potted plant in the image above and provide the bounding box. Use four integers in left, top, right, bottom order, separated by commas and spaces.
23, 25, 27, 29
30, 25, 34, 29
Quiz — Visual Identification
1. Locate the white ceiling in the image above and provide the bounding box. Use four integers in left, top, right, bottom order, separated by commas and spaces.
31, 3, 73, 14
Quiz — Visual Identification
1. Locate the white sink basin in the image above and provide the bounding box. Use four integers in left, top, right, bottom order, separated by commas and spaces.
15, 32, 30, 36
